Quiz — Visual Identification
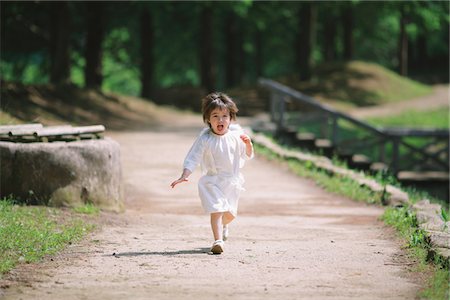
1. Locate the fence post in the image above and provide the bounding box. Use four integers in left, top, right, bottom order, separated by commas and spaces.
278, 95, 286, 129
379, 139, 386, 163
391, 137, 400, 174
270, 92, 277, 123
331, 115, 338, 145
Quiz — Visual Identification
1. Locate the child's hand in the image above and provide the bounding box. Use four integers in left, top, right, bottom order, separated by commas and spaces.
240, 134, 252, 145
171, 169, 192, 189
170, 177, 188, 188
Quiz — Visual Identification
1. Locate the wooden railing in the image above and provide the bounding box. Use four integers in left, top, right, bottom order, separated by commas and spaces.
259, 78, 449, 176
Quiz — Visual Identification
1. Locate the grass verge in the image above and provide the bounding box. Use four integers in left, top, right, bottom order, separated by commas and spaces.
255, 144, 383, 204
0, 198, 95, 277
382, 207, 449, 299
367, 108, 449, 129
254, 142, 449, 299
73, 203, 100, 215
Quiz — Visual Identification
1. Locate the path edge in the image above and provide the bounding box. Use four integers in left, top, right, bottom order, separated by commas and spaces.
249, 129, 450, 264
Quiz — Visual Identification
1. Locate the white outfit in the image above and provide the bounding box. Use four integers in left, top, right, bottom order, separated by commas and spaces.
183, 124, 253, 217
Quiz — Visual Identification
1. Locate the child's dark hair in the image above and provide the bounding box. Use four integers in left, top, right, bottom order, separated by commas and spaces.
201, 92, 238, 126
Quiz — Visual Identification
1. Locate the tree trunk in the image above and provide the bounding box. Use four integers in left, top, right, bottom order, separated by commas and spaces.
255, 29, 263, 78
225, 14, 245, 88
49, 1, 71, 85
140, 9, 154, 99
341, 4, 354, 61
84, 2, 105, 89
296, 3, 317, 81
398, 6, 408, 76
323, 11, 337, 62
225, 13, 237, 88
199, 5, 215, 93
416, 33, 427, 70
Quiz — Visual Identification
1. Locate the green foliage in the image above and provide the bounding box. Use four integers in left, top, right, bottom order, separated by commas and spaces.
440, 207, 449, 223
1, 1, 448, 93
419, 267, 450, 300
0, 198, 94, 276
73, 203, 100, 215
381, 206, 427, 257
70, 51, 85, 88
382, 206, 449, 299
0, 55, 48, 84
102, 27, 141, 95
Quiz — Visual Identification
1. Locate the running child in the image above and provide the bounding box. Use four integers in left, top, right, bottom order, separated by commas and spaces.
170, 92, 254, 254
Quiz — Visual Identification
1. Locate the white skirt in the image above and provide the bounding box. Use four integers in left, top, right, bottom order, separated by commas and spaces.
198, 173, 244, 217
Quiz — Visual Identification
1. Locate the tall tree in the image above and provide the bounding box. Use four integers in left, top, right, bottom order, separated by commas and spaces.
296, 2, 317, 81
224, 12, 244, 88
322, 4, 338, 62
254, 28, 263, 78
199, 5, 215, 92
49, 1, 71, 85
140, 8, 154, 99
248, 1, 277, 80
341, 3, 354, 61
84, 1, 105, 89
398, 3, 409, 76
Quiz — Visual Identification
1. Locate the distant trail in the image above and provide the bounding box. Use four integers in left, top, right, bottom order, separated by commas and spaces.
2, 120, 423, 299
349, 84, 449, 119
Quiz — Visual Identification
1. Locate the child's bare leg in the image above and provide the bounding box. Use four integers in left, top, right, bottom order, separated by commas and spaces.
210, 212, 224, 241
222, 212, 234, 226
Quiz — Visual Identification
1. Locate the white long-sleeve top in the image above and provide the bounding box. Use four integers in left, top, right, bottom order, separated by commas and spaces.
183, 124, 253, 217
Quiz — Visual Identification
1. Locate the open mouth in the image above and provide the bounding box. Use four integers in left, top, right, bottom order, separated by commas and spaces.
217, 125, 224, 131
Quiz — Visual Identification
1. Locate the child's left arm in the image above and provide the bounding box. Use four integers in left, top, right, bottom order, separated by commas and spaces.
240, 134, 254, 158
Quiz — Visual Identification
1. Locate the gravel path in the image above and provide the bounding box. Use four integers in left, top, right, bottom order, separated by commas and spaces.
2, 121, 423, 299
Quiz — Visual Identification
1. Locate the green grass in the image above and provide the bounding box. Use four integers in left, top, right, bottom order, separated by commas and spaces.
281, 61, 432, 107
367, 109, 449, 129
382, 207, 449, 299
256, 144, 383, 205
370, 63, 432, 104
0, 198, 95, 277
73, 203, 100, 215
420, 268, 450, 300
287, 157, 382, 204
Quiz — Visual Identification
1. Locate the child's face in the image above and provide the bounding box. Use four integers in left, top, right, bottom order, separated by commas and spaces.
208, 107, 231, 135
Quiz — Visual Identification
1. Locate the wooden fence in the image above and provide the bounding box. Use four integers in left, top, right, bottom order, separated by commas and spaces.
259, 78, 449, 179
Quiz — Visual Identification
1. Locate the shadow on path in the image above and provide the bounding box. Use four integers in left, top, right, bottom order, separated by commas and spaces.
110, 248, 211, 257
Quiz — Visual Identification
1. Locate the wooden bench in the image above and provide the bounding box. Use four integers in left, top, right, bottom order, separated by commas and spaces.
0, 123, 105, 143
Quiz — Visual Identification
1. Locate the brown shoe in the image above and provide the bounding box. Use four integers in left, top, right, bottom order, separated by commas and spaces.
211, 240, 224, 254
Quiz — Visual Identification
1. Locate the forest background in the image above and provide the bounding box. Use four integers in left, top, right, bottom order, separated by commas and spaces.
1, 0, 449, 108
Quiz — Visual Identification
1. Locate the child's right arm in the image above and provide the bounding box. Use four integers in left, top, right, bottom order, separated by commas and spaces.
170, 168, 192, 188
171, 128, 207, 189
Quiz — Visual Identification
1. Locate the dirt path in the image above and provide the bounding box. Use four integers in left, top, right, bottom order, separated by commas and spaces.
349, 84, 449, 119
2, 117, 424, 299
